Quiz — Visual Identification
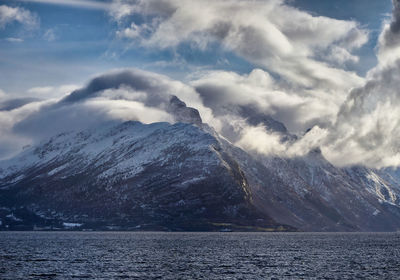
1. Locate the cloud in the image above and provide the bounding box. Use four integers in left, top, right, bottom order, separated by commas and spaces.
60, 68, 213, 123
312, 0, 400, 168
322, 60, 400, 168
2, 69, 288, 159
192, 69, 340, 133
0, 69, 211, 159
106, 0, 370, 163
0, 67, 368, 166
0, 98, 40, 111
0, 99, 48, 159
15, 0, 109, 10
185, 0, 400, 169
0, 89, 6, 100
116, 22, 143, 39
13, 99, 174, 141
325, 46, 360, 66
110, 0, 367, 90
236, 125, 287, 156
5, 37, 24, 43
0, 89, 39, 112
27, 84, 79, 99
378, 0, 400, 65
188, 68, 335, 158
43, 28, 56, 42
0, 61, 396, 169
2, 0, 400, 170
0, 5, 39, 29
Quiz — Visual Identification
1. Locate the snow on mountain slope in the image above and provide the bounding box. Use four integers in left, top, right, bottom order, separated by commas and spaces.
210, 118, 400, 231
282, 152, 400, 231
0, 121, 284, 231
1, 106, 400, 231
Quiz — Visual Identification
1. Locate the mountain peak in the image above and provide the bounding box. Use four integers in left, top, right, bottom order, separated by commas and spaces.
168, 95, 202, 125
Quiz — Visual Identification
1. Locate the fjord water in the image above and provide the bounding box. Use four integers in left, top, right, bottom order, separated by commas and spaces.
1, 232, 399, 279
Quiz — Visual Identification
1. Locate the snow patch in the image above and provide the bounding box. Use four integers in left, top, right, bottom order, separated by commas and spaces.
373, 209, 380, 216
6, 213, 22, 222
63, 222, 82, 228
48, 163, 69, 176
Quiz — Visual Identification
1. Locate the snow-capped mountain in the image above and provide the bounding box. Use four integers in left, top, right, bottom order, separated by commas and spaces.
1, 96, 400, 231
0, 119, 286, 231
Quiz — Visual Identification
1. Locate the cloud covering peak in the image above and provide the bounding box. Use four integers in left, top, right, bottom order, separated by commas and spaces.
2, 0, 400, 169
318, 0, 400, 168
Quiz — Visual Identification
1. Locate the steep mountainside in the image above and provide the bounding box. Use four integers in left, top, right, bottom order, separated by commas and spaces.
1, 102, 400, 231
239, 149, 400, 231
0, 121, 286, 231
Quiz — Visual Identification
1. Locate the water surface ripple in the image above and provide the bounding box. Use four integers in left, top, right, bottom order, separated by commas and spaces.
0, 232, 399, 279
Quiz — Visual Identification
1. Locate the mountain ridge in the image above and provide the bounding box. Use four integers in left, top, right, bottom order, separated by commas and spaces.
0, 121, 292, 231
1, 97, 400, 231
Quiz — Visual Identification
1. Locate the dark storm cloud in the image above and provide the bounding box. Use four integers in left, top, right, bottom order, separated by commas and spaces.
381, 0, 400, 48
390, 0, 400, 33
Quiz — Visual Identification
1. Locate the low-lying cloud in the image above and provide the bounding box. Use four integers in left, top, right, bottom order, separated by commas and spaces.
0, 69, 214, 159
0, 55, 399, 169
2, 0, 400, 170
318, 0, 400, 168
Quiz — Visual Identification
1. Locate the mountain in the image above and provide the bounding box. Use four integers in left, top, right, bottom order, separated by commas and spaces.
241, 150, 400, 231
0, 120, 291, 231
1, 97, 400, 231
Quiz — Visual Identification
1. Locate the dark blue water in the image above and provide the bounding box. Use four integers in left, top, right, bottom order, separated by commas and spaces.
0, 232, 399, 279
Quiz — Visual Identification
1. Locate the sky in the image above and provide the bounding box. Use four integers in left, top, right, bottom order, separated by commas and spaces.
0, 0, 392, 94
1, 0, 400, 169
